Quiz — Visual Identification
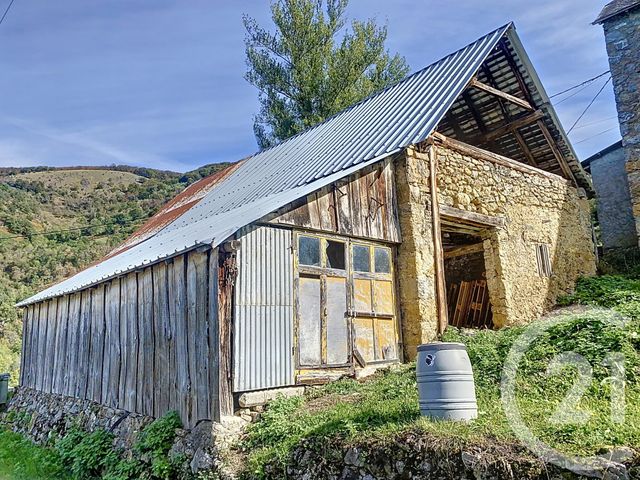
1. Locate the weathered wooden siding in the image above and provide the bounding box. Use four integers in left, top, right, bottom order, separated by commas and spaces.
19, 249, 221, 428
266, 159, 401, 243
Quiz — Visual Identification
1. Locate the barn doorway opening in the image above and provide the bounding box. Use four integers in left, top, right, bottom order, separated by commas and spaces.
441, 226, 494, 329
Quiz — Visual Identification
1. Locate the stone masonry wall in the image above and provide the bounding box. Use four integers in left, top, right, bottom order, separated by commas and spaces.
395, 145, 596, 358
590, 146, 637, 249
602, 7, 640, 243
394, 147, 438, 360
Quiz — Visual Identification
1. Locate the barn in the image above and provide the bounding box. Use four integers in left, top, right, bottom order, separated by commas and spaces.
16, 23, 596, 428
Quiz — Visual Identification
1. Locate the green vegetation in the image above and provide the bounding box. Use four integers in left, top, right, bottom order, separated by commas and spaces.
0, 411, 186, 480
243, 275, 640, 477
0, 164, 231, 385
0, 429, 66, 479
243, 0, 409, 148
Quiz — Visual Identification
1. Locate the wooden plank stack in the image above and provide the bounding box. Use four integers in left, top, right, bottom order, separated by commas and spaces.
446, 279, 493, 329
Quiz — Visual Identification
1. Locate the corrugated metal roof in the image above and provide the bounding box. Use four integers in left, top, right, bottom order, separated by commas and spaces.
20, 23, 538, 307
106, 161, 243, 259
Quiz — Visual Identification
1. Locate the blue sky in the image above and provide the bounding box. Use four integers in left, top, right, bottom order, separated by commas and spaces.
0, 1, 619, 172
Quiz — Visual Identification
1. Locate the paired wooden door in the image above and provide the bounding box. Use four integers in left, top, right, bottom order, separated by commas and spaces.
295, 233, 398, 369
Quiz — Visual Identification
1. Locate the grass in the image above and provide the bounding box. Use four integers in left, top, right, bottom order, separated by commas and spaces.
0, 429, 66, 479
242, 275, 640, 477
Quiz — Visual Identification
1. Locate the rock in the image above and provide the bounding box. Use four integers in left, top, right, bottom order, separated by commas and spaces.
344, 447, 363, 467
600, 446, 637, 464
190, 447, 214, 473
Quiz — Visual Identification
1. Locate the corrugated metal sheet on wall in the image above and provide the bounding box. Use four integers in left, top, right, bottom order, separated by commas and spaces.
233, 225, 294, 392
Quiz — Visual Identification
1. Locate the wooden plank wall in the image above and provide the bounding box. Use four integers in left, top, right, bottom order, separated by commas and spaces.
266, 159, 401, 243
19, 248, 220, 428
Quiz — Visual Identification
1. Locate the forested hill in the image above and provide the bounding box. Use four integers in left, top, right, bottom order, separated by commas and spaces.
0, 163, 232, 382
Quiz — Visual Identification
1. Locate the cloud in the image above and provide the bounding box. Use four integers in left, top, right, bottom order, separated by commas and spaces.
0, 0, 621, 170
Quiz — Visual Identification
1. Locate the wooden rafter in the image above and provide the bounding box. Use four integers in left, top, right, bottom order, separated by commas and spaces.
462, 91, 488, 134
468, 78, 533, 111
476, 65, 539, 169
481, 110, 545, 143
499, 40, 536, 106
536, 120, 578, 185
513, 130, 539, 167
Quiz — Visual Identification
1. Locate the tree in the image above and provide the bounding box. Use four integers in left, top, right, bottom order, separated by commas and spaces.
244, 0, 410, 149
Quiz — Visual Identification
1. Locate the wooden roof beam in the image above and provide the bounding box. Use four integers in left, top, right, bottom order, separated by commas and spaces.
481, 110, 545, 143
468, 77, 534, 111
444, 242, 485, 259
536, 120, 578, 186
513, 130, 539, 167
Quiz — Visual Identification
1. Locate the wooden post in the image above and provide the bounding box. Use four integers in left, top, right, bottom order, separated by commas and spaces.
428, 145, 449, 336
216, 244, 237, 417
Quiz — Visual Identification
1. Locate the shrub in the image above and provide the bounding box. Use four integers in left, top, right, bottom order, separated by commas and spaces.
56, 428, 116, 480
53, 411, 185, 480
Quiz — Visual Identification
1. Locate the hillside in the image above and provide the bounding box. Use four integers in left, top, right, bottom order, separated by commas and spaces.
0, 163, 232, 383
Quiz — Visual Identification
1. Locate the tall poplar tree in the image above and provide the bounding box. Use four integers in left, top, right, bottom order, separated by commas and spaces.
244, 0, 409, 149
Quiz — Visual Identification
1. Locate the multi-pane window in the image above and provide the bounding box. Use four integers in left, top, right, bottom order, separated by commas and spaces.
295, 234, 398, 369
297, 235, 349, 367
351, 243, 397, 363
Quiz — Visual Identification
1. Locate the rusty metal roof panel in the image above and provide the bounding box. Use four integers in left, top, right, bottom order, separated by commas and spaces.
19, 24, 516, 306
107, 162, 243, 257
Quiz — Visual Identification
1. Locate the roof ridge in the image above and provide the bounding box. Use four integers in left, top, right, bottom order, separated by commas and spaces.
252, 22, 513, 156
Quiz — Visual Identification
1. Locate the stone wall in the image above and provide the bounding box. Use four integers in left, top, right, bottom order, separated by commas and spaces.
589, 145, 637, 249
2, 387, 218, 474
255, 429, 636, 479
394, 147, 438, 360
601, 7, 640, 243
395, 144, 596, 357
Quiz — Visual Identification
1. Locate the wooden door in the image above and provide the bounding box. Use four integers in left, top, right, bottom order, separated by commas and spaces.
296, 234, 350, 368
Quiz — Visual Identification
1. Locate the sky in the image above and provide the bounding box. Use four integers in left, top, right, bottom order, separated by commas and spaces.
0, 0, 620, 172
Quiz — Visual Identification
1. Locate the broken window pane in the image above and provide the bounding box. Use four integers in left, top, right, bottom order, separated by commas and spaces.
326, 240, 346, 270
299, 236, 320, 266
374, 247, 391, 273
353, 245, 370, 272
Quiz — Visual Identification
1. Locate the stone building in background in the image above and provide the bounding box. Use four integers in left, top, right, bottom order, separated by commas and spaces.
583, 141, 637, 250
594, 0, 640, 245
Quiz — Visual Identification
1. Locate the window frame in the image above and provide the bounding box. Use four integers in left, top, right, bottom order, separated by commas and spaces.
535, 243, 553, 278
293, 231, 399, 370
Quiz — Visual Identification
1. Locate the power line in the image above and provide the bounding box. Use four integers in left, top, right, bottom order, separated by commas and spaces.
573, 126, 618, 145
549, 70, 610, 99
552, 82, 596, 106
0, 0, 15, 26
0, 216, 147, 241
566, 76, 612, 135
571, 115, 619, 131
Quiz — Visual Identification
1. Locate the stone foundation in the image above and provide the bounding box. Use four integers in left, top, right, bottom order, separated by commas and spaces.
2, 387, 219, 474
256, 429, 637, 479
